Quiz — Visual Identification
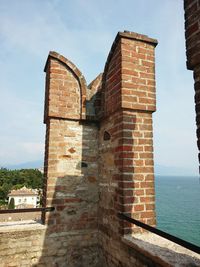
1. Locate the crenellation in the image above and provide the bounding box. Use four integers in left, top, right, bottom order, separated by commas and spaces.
0, 30, 177, 267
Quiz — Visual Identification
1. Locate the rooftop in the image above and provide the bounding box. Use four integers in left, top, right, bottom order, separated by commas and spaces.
8, 186, 38, 197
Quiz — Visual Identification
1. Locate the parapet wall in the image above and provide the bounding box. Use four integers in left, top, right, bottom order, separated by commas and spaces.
99, 32, 157, 240
41, 31, 158, 266
0, 224, 99, 267
0, 31, 160, 267
1, 29, 200, 267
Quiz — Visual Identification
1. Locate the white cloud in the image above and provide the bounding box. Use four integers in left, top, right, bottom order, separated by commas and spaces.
0, 139, 44, 165
0, 0, 198, 174
0, 0, 113, 81
153, 81, 198, 172
21, 142, 44, 155
0, 88, 44, 138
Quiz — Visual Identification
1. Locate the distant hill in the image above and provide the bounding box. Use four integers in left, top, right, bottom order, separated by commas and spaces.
2, 160, 43, 170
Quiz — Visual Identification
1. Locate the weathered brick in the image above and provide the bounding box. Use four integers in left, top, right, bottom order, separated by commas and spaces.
184, 1, 200, 173
42, 31, 158, 265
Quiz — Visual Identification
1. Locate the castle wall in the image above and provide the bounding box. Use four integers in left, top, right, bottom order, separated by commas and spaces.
184, 0, 200, 169
1, 223, 199, 267
41, 52, 100, 266
0, 225, 100, 267
1, 28, 200, 267
43, 32, 158, 266
98, 31, 157, 265
0, 31, 161, 267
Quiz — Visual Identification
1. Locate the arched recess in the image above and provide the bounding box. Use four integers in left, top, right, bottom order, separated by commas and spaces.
44, 51, 87, 120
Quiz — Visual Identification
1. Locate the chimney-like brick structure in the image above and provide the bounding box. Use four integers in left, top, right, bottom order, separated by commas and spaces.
43, 52, 100, 265
43, 31, 157, 265
184, 0, 200, 170
98, 32, 157, 237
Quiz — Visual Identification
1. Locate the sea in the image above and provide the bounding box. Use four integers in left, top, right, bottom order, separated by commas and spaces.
155, 175, 200, 247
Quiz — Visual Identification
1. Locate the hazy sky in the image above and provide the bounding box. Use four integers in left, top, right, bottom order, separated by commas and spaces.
0, 0, 198, 175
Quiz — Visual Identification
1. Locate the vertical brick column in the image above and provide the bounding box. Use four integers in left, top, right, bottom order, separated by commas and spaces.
43, 52, 98, 235
120, 32, 157, 234
43, 52, 84, 224
99, 31, 157, 236
184, 0, 200, 170
194, 66, 200, 158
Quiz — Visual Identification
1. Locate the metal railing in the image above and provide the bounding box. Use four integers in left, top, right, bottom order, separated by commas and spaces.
0, 207, 55, 214
118, 213, 200, 254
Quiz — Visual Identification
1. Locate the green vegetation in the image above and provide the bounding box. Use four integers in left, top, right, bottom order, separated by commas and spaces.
8, 197, 15, 209
0, 168, 43, 203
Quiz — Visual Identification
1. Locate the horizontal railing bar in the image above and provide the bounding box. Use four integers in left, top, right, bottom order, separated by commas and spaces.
0, 207, 55, 214
118, 213, 200, 254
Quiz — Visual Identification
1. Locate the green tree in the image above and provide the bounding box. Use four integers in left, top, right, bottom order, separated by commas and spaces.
8, 197, 15, 209
0, 183, 11, 200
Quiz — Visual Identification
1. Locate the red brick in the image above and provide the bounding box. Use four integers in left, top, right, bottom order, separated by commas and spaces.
186, 22, 199, 38
145, 188, 155, 195
115, 145, 133, 152
119, 196, 135, 204
134, 189, 144, 196
133, 204, 144, 212
141, 211, 154, 219
140, 181, 154, 188
146, 204, 155, 211
140, 196, 155, 202
44, 33, 157, 234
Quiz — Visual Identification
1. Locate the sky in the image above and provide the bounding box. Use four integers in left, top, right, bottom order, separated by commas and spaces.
0, 0, 199, 175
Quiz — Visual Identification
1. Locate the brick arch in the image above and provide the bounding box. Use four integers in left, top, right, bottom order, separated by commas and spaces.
44, 51, 87, 119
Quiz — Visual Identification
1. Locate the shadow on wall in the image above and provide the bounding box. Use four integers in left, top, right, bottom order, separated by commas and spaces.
32, 50, 108, 266
34, 120, 102, 267
33, 31, 185, 267
33, 34, 157, 265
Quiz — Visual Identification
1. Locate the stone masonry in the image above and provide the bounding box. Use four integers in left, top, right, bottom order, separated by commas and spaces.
0, 31, 160, 267
41, 31, 158, 266
184, 0, 200, 170
98, 32, 157, 238
1, 27, 200, 267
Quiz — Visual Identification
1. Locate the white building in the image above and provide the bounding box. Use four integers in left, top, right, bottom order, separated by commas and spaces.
8, 186, 39, 209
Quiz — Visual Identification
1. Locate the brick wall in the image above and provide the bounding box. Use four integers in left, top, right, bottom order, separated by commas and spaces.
1, 25, 200, 266
99, 31, 157, 236
41, 31, 158, 266
98, 31, 157, 264
0, 31, 158, 267
99, 233, 163, 267
87, 73, 102, 119
0, 225, 166, 267
184, 0, 200, 170
184, 0, 200, 70
98, 110, 156, 236
42, 52, 100, 265
44, 51, 87, 121
121, 33, 156, 112
0, 225, 100, 267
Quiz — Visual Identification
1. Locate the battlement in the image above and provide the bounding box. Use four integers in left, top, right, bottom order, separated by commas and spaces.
0, 25, 200, 266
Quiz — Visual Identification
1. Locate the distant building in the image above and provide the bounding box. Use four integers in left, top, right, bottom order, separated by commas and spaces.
8, 186, 39, 209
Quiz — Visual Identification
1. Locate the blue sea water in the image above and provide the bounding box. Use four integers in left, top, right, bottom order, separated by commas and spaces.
155, 175, 200, 247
